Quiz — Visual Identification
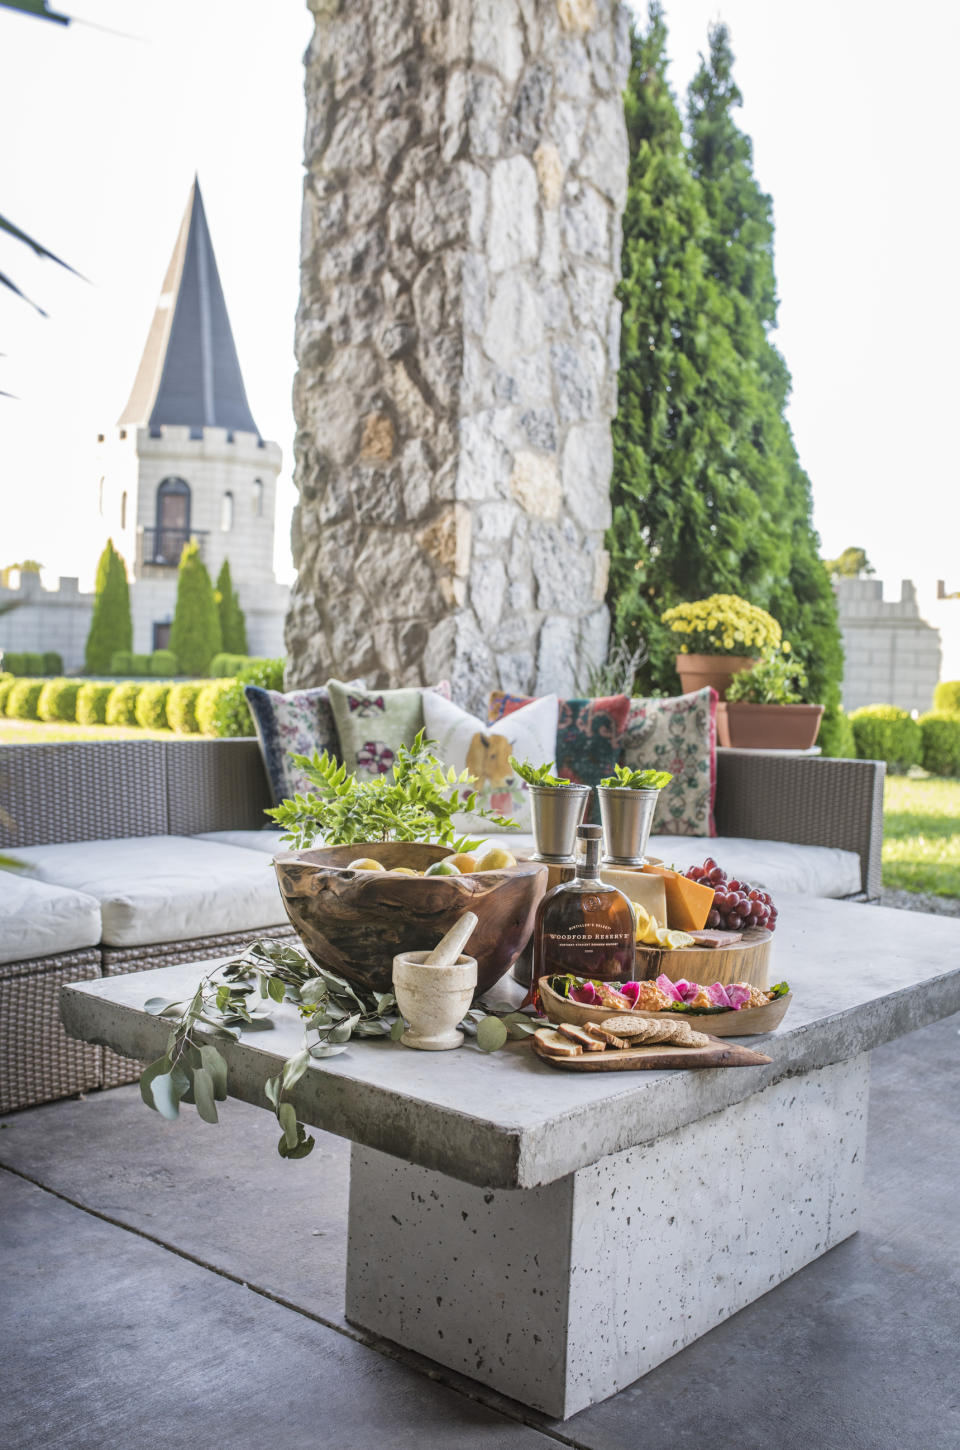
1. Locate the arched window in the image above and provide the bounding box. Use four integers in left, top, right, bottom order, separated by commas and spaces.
253, 478, 264, 517
120, 491, 127, 529
155, 476, 191, 564
221, 491, 234, 532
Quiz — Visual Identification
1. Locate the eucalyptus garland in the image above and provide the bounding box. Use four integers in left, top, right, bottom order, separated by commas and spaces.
139, 939, 536, 1160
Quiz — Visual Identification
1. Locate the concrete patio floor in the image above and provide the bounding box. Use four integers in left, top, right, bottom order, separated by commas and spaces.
2, 1012, 958, 1450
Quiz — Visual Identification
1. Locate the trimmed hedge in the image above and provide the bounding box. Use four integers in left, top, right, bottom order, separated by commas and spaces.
38, 678, 82, 722
918, 711, 960, 777
135, 682, 172, 730
110, 651, 154, 676
167, 682, 204, 734
3, 651, 46, 676
849, 704, 922, 773
151, 649, 178, 677
933, 681, 960, 715
208, 652, 272, 678
206, 657, 285, 737
0, 674, 14, 714
105, 682, 142, 727
816, 704, 856, 759
76, 682, 113, 725
196, 679, 233, 736
42, 651, 63, 675
8, 680, 45, 719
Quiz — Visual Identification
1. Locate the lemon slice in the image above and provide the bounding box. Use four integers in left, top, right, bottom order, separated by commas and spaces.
663, 929, 695, 950
640, 914, 662, 946
633, 904, 652, 942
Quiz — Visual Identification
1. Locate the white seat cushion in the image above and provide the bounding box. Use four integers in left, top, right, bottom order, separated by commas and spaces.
194, 830, 285, 855
0, 874, 101, 966
15, 837, 287, 948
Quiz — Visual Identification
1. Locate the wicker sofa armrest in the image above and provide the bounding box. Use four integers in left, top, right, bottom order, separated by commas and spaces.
164, 738, 274, 835
0, 741, 168, 848
713, 753, 886, 900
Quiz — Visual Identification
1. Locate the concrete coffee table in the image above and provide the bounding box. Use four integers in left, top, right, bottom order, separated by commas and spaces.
60, 895, 960, 1419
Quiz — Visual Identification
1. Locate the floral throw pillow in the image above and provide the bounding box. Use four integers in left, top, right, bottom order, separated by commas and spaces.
487, 692, 632, 823
327, 680, 451, 783
619, 688, 718, 837
423, 691, 559, 834
244, 684, 343, 804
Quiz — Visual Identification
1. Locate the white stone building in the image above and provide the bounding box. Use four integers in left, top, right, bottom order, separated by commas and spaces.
836, 577, 942, 714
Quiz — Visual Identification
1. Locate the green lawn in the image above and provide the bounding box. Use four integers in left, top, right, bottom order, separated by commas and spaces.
883, 774, 960, 897
0, 720, 179, 743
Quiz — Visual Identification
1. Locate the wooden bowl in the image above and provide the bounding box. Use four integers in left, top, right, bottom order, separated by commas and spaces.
536, 976, 792, 1037
274, 843, 548, 997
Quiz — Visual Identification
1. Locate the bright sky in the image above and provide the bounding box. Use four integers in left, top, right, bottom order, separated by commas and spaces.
2, 0, 958, 598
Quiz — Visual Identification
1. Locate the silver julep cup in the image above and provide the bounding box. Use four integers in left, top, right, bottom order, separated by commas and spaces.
528, 784, 591, 864
597, 786, 660, 866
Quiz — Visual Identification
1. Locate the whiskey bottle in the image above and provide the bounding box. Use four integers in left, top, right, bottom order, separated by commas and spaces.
532, 824, 636, 985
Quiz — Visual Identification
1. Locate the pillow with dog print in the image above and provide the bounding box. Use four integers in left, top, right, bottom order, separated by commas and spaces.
421, 691, 559, 834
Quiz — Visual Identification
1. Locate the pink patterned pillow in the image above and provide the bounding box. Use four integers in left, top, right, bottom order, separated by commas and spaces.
619, 688, 718, 837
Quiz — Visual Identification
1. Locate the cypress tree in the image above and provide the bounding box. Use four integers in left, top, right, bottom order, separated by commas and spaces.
609, 4, 789, 692
84, 539, 132, 674
687, 24, 843, 706
215, 558, 249, 656
170, 542, 222, 677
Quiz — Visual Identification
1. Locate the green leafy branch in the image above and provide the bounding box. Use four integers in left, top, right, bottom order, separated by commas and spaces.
269, 730, 515, 849
598, 764, 673, 790
509, 756, 573, 788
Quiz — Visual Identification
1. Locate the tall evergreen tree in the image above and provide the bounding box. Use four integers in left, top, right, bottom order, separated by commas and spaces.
609, 4, 790, 692
84, 539, 132, 674
687, 24, 843, 706
170, 542, 221, 677
215, 559, 248, 656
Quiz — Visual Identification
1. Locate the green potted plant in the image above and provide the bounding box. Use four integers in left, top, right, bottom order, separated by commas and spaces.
719, 653, 823, 750
661, 594, 782, 699
595, 764, 673, 865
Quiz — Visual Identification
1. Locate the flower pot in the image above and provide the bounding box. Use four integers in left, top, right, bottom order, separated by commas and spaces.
528, 783, 591, 864
596, 786, 661, 866
676, 653, 756, 701
716, 702, 825, 750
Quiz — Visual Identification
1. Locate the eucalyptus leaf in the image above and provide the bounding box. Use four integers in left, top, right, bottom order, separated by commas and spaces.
300, 979, 329, 1006
282, 1049, 310, 1092
328, 1012, 360, 1044
309, 1041, 350, 1058
278, 1125, 316, 1159
476, 1017, 509, 1053
170, 1063, 192, 1098
278, 1101, 299, 1150
199, 1045, 228, 1101
264, 1075, 281, 1109
193, 1067, 219, 1124
389, 1017, 406, 1041
149, 1071, 183, 1120
144, 997, 175, 1016
139, 1056, 172, 1113
267, 976, 286, 1004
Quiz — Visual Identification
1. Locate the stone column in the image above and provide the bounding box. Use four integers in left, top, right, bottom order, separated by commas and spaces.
289, 0, 629, 712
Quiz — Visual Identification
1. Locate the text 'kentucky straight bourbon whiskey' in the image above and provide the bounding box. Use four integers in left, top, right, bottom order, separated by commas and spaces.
533, 825, 636, 983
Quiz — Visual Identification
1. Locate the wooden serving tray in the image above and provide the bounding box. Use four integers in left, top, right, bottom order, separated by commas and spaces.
531, 1034, 772, 1071
635, 927, 772, 988
537, 977, 792, 1037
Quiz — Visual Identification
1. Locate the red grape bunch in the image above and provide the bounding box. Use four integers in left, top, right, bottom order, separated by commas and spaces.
685, 858, 778, 933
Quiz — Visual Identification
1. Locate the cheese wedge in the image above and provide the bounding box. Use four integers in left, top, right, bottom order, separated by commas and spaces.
641, 864, 714, 931
600, 867, 667, 924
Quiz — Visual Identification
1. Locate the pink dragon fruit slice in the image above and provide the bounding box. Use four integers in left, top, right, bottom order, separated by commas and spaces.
655, 974, 684, 1002
620, 981, 642, 1008
706, 982, 732, 1009
725, 983, 752, 1010
570, 981, 599, 1005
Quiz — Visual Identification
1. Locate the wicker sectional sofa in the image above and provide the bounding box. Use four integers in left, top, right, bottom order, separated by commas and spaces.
0, 738, 885, 1114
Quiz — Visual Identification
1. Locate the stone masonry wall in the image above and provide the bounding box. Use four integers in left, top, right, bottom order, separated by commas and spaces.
289, 0, 629, 712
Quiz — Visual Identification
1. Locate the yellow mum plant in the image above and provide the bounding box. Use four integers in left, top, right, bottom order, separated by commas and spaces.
661, 594, 782, 656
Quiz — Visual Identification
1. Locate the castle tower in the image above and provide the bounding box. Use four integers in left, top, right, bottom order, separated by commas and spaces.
96, 179, 287, 658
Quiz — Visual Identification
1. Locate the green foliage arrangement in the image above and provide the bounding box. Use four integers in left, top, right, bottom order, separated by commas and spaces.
76, 681, 113, 725
598, 763, 673, 790
817, 704, 856, 759
849, 705, 922, 773
509, 757, 573, 788
204, 657, 285, 738
933, 681, 960, 715
662, 594, 782, 658
576, 637, 649, 700
135, 682, 172, 731
38, 678, 81, 722
215, 559, 248, 657
608, 7, 842, 708
169, 541, 222, 677
85, 539, 132, 675
150, 649, 178, 677
725, 652, 808, 705
167, 682, 204, 734
271, 730, 514, 849
138, 939, 537, 1161
918, 712, 960, 778
41, 650, 62, 675
105, 681, 142, 727
823, 546, 874, 580
7, 680, 44, 720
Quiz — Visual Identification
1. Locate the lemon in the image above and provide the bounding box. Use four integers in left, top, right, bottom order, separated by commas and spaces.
425, 860, 460, 876
390, 867, 420, 876
445, 853, 478, 873
658, 928, 695, 951
633, 904, 652, 942
347, 857, 385, 871
474, 846, 517, 871
639, 913, 662, 946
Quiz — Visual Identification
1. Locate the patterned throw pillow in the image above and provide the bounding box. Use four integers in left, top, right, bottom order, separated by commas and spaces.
619, 688, 718, 837
423, 691, 559, 834
244, 684, 343, 804
488, 692, 631, 800
327, 680, 451, 783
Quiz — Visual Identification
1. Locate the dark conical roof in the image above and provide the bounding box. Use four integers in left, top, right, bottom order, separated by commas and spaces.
118, 179, 260, 437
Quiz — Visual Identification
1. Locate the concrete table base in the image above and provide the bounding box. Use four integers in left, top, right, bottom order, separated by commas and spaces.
346, 1054, 869, 1418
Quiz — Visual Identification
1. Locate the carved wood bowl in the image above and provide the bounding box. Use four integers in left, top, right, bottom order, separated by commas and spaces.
273, 843, 548, 997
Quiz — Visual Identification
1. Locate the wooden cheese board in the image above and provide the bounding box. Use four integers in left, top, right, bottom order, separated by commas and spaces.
537, 976, 792, 1037
635, 927, 772, 988
531, 1033, 772, 1071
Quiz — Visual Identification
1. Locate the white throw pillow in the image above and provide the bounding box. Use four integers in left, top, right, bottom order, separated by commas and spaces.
422, 692, 559, 834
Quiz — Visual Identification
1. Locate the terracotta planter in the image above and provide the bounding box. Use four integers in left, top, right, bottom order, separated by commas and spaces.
675, 653, 757, 701
716, 702, 824, 750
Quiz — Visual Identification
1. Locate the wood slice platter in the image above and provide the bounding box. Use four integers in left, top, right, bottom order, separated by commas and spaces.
635, 927, 772, 988
531, 1034, 772, 1071
537, 977, 792, 1037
